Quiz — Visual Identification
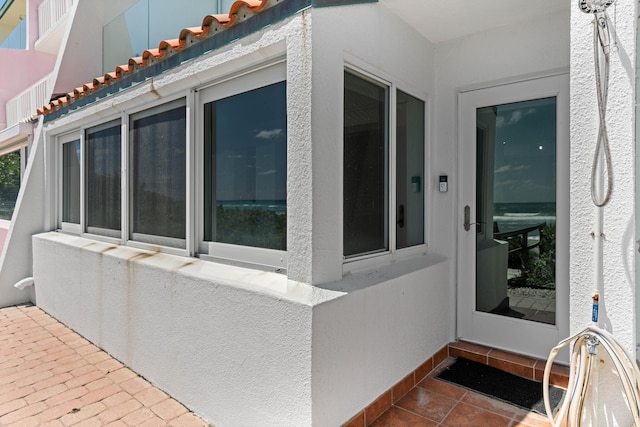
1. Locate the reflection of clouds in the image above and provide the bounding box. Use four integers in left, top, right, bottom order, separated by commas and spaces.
256, 128, 283, 139
227, 154, 243, 159
496, 108, 536, 128
258, 169, 277, 176
495, 164, 531, 174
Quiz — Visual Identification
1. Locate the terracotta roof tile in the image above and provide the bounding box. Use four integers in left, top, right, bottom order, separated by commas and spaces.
37, 0, 273, 117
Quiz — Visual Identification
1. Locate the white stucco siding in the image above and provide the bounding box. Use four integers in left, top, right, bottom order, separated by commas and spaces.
0, 117, 46, 307
311, 257, 450, 426
285, 10, 314, 284
309, 3, 436, 284
33, 231, 325, 426
570, 1, 637, 425
307, 5, 451, 424
570, 0, 636, 349
434, 9, 570, 345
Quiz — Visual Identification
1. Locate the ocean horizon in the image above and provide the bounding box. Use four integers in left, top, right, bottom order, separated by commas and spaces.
494, 201, 555, 233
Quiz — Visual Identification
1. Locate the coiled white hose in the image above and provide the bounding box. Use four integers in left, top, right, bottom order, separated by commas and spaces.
543, 325, 640, 426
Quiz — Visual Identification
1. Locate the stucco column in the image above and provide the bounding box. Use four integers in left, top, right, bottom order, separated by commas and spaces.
570, 0, 636, 350
285, 10, 314, 284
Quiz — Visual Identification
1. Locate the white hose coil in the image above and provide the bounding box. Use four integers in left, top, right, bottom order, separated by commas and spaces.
543, 326, 640, 426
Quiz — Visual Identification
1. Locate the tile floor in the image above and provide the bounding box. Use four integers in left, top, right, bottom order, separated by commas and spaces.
347, 341, 569, 427
0, 304, 210, 426
506, 293, 556, 325
2, 303, 567, 427
368, 360, 554, 427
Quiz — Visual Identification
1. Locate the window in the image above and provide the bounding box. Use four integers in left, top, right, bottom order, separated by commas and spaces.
62, 138, 81, 225
343, 71, 425, 260
199, 63, 287, 268
203, 82, 287, 252
343, 71, 388, 257
53, 65, 286, 266
130, 100, 187, 247
86, 122, 121, 237
396, 91, 425, 249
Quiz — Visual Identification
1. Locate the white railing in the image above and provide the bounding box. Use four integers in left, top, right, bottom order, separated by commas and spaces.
6, 74, 52, 127
38, 0, 75, 39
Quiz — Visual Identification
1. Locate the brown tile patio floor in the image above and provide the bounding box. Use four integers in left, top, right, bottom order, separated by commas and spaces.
2, 304, 564, 427
367, 362, 554, 427
346, 340, 570, 427
0, 304, 210, 427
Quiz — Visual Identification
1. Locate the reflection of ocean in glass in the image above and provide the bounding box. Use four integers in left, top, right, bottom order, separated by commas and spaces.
218, 200, 287, 215
493, 202, 555, 233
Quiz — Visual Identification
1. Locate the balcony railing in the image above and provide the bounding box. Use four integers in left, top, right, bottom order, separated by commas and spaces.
38, 0, 75, 39
6, 74, 51, 127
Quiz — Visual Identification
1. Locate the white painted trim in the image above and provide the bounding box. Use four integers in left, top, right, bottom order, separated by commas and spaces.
456, 73, 569, 361
0, 123, 31, 156
56, 131, 81, 231
342, 65, 430, 273
197, 62, 287, 269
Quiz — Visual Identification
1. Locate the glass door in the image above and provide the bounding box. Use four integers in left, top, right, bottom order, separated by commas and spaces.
457, 75, 569, 360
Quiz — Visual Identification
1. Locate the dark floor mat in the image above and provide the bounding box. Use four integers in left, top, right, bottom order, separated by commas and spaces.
437, 357, 564, 416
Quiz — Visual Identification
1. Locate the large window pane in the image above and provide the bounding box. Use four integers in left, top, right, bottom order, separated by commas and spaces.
343, 72, 388, 257
396, 91, 425, 249
62, 140, 80, 224
86, 124, 121, 235
203, 81, 287, 250
476, 97, 557, 324
131, 103, 186, 244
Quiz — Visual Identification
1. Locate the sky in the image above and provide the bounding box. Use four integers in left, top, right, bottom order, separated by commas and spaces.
490, 97, 557, 204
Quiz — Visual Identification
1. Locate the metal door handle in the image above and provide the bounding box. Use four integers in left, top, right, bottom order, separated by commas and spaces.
464, 205, 479, 231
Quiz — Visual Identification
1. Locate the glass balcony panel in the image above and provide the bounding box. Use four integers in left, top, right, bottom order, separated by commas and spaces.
103, 0, 220, 73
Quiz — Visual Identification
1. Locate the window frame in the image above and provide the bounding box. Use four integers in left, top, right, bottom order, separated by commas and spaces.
196, 61, 287, 270
53, 94, 192, 255
127, 98, 189, 250
58, 131, 82, 235
343, 65, 429, 272
84, 119, 122, 239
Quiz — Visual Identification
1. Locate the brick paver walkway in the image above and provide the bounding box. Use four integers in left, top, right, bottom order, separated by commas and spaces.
0, 304, 210, 426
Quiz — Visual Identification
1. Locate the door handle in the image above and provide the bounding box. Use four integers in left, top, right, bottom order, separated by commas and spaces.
397, 204, 405, 228
464, 205, 479, 231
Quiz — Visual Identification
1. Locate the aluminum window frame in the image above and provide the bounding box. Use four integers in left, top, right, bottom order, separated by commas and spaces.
84, 119, 123, 239
196, 61, 287, 271
342, 64, 429, 273
57, 131, 82, 235
127, 97, 189, 251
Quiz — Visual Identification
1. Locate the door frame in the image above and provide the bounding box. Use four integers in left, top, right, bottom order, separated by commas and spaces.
456, 73, 569, 360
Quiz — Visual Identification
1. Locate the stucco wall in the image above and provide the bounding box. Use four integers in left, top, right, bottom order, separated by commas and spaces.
312, 257, 450, 425
29, 6, 454, 426
309, 2, 437, 284
433, 8, 571, 350
308, 5, 451, 424
33, 232, 323, 426
570, 0, 636, 351
570, 0, 637, 424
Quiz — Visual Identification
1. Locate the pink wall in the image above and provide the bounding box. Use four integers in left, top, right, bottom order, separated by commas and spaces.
28, 0, 44, 50
0, 49, 55, 129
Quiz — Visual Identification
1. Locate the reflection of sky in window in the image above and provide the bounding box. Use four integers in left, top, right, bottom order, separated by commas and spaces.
493, 97, 556, 203
214, 82, 287, 201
